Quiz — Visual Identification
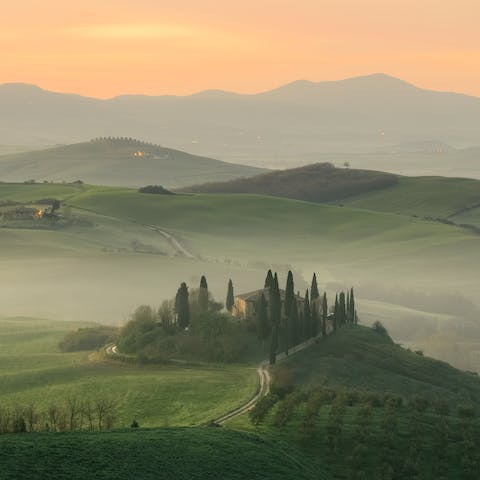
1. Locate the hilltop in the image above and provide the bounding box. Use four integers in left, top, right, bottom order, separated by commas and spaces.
2, 74, 480, 176
0, 138, 266, 188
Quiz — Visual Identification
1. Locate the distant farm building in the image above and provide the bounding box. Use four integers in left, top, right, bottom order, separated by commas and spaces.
232, 288, 306, 320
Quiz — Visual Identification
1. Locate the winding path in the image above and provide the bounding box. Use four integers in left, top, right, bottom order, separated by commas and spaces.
144, 224, 195, 259
212, 335, 320, 425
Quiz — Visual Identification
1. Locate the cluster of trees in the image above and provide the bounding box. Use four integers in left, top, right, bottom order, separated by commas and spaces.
59, 326, 117, 352
253, 270, 357, 365
0, 397, 117, 434
118, 276, 248, 363
116, 271, 357, 365
138, 185, 174, 195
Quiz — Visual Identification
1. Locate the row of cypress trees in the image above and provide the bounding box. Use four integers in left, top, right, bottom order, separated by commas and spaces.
258, 270, 357, 364
175, 271, 357, 365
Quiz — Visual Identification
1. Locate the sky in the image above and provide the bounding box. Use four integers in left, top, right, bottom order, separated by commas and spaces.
2, 0, 480, 98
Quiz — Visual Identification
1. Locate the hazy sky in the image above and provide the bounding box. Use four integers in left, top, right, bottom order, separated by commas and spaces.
2, 0, 479, 98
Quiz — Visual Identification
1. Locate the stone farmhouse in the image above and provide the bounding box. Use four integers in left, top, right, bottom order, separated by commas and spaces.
232, 288, 306, 320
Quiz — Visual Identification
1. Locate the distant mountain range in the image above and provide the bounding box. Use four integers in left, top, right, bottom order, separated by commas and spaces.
1, 73, 479, 176
0, 138, 266, 188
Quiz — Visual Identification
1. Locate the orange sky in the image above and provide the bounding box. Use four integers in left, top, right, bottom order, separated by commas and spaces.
2, 0, 480, 98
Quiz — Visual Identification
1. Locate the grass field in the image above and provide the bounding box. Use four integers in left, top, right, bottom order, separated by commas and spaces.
0, 427, 325, 480
336, 176, 480, 218
0, 317, 258, 427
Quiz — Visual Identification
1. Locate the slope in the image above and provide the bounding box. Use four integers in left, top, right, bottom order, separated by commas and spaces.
0, 138, 266, 188
283, 326, 480, 403
0, 428, 325, 480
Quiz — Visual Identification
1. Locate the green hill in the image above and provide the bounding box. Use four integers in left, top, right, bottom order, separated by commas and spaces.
336, 176, 480, 218
228, 326, 480, 479
181, 163, 399, 202
0, 138, 266, 188
0, 428, 325, 480
281, 325, 480, 404
181, 164, 480, 220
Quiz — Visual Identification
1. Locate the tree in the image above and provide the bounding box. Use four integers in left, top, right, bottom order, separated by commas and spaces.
226, 279, 234, 312
290, 299, 300, 348
350, 288, 356, 325
333, 295, 339, 332
175, 282, 190, 329
339, 292, 346, 326
199, 275, 209, 312
322, 292, 328, 337
303, 290, 311, 340
284, 271, 295, 318
269, 273, 281, 365
158, 300, 175, 333
256, 293, 270, 345
310, 273, 320, 301
311, 301, 319, 338
264, 269, 273, 289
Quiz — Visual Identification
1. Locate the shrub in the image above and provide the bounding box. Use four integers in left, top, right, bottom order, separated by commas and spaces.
59, 326, 118, 352
249, 394, 279, 425
138, 185, 174, 195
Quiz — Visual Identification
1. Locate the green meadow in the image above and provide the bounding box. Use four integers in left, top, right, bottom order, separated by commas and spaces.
0, 317, 257, 427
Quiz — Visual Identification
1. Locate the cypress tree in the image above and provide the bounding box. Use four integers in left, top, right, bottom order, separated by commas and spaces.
339, 292, 346, 326
322, 292, 328, 337
350, 288, 356, 325
264, 269, 273, 289
199, 275, 209, 312
333, 294, 338, 332
290, 299, 300, 347
310, 273, 320, 301
311, 301, 319, 337
226, 279, 234, 312
256, 293, 270, 345
303, 290, 311, 340
285, 271, 295, 318
269, 273, 281, 365
346, 291, 351, 323
175, 282, 190, 329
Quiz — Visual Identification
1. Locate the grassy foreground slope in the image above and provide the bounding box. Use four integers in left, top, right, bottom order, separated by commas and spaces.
0, 138, 266, 188
0, 428, 325, 480
0, 317, 257, 427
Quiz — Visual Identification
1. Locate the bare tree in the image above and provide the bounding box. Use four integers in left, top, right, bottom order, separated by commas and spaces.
66, 397, 79, 431
25, 404, 38, 432
48, 404, 59, 432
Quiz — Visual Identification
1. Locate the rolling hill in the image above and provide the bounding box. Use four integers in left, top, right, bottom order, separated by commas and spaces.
228, 325, 480, 480
180, 163, 399, 202
0, 138, 266, 187
2, 74, 480, 176
183, 164, 480, 219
